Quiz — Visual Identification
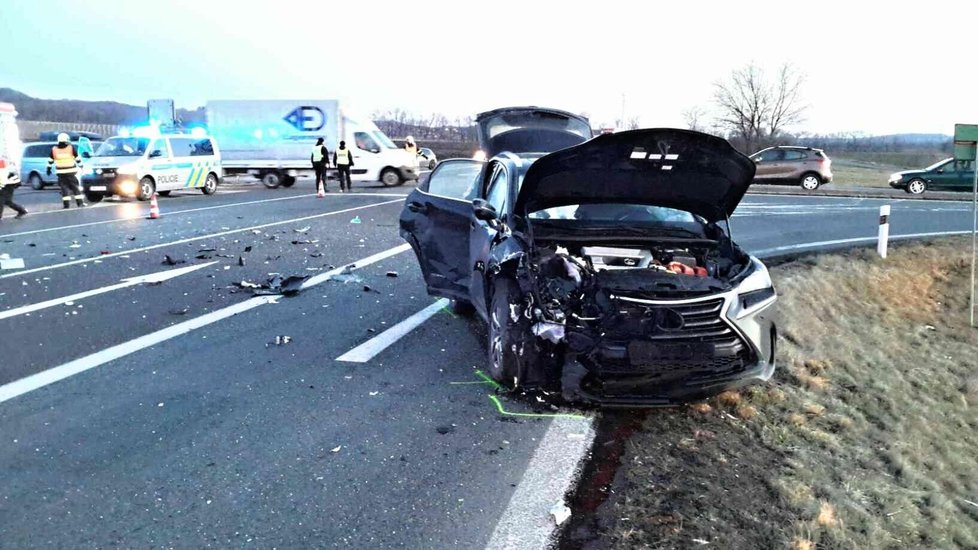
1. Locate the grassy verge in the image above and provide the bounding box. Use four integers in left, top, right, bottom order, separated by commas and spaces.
830, 152, 947, 188
574, 239, 978, 549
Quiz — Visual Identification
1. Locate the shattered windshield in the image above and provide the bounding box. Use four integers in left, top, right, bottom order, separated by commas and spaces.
94, 137, 150, 157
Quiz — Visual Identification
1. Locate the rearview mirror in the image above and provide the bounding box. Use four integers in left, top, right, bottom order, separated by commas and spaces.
149, 150, 163, 159
472, 198, 498, 222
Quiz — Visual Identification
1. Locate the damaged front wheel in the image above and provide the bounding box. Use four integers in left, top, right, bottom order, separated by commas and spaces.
487, 278, 528, 387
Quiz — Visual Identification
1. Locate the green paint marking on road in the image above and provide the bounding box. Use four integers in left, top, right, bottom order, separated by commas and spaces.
488, 395, 589, 421
448, 381, 494, 385
474, 370, 507, 392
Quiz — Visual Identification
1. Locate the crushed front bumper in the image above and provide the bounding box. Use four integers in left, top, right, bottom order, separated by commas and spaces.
560, 290, 778, 407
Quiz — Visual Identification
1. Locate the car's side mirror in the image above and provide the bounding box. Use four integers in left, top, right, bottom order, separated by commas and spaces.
472, 198, 498, 223
149, 150, 163, 159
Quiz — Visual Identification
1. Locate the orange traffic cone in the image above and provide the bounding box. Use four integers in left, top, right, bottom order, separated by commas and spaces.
149, 193, 160, 219
317, 183, 325, 198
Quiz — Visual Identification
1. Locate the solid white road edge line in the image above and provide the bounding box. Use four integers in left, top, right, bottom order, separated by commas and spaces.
0, 192, 409, 239
336, 298, 449, 362
485, 416, 596, 550
753, 230, 972, 257
0, 244, 411, 405
0, 262, 217, 321
0, 198, 404, 280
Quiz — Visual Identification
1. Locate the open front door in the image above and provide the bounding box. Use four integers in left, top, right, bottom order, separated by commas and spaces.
399, 159, 485, 300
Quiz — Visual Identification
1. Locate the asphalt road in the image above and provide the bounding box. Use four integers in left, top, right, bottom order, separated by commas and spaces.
0, 180, 974, 548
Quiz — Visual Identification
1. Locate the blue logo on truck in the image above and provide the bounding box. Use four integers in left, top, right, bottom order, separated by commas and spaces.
283, 106, 326, 132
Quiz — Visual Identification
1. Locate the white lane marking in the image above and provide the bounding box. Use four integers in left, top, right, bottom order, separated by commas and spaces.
485, 416, 595, 550
0, 262, 217, 321
0, 198, 404, 280
0, 244, 411, 404
301, 243, 411, 290
0, 192, 408, 239
0, 295, 280, 404
752, 230, 972, 257
336, 298, 449, 362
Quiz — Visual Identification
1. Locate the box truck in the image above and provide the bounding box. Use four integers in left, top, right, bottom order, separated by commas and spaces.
205, 100, 417, 188
0, 102, 23, 186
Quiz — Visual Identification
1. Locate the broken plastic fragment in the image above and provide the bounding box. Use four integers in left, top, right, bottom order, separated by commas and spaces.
294, 226, 311, 233
532, 322, 566, 344
162, 255, 186, 266
386, 271, 398, 278
350, 216, 361, 224
0, 257, 25, 270
550, 501, 571, 526
270, 335, 292, 346
330, 445, 342, 453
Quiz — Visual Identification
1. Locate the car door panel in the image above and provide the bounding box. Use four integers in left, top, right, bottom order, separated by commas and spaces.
399, 159, 485, 300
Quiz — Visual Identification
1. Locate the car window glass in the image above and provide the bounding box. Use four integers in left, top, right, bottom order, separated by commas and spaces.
168, 138, 194, 157
354, 132, 379, 152
149, 139, 168, 157
939, 160, 955, 172
425, 161, 483, 200
783, 150, 806, 161
960, 160, 975, 172
486, 166, 509, 213
766, 149, 785, 161
27, 144, 49, 156
190, 139, 214, 157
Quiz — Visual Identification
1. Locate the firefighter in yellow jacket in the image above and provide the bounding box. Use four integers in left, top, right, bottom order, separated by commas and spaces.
46, 133, 86, 208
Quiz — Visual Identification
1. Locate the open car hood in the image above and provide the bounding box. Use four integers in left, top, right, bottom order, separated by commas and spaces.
515, 129, 756, 222
476, 106, 592, 158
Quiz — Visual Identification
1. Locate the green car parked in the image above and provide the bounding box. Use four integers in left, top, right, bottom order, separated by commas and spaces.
889, 158, 976, 195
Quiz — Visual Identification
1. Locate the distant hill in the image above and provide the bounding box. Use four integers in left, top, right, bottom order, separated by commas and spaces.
0, 88, 204, 125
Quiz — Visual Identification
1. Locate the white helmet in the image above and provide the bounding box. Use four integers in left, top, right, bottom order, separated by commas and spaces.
405, 135, 415, 145
57, 133, 70, 143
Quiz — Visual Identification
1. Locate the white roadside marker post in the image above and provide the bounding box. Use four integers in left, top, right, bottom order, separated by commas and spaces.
877, 205, 890, 259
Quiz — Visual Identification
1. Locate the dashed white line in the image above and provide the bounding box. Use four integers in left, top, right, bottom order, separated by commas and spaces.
336, 298, 449, 362
0, 198, 405, 280
0, 244, 411, 404
0, 192, 408, 239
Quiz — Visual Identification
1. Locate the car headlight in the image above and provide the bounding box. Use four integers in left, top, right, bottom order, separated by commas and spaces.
117, 180, 138, 196
888, 173, 902, 183
730, 257, 777, 319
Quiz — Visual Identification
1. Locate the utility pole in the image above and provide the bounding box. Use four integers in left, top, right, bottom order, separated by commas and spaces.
620, 93, 626, 131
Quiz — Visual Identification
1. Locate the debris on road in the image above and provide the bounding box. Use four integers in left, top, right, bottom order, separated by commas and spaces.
244, 246, 252, 253
250, 274, 309, 296
169, 307, 189, 315
550, 501, 572, 526
330, 445, 342, 453
385, 271, 398, 278
162, 255, 186, 266
238, 256, 245, 266
436, 425, 455, 435
294, 226, 311, 233
237, 280, 262, 289
99, 250, 110, 255
362, 285, 380, 294
268, 335, 292, 346
0, 255, 25, 270
350, 216, 362, 224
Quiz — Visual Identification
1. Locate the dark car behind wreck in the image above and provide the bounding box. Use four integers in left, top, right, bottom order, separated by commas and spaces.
400, 107, 778, 406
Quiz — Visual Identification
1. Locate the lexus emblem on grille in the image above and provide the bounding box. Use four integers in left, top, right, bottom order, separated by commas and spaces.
655, 309, 685, 331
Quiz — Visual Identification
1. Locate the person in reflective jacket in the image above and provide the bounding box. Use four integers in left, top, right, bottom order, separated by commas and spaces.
46, 133, 86, 208
0, 157, 28, 220
333, 141, 354, 193
311, 137, 330, 192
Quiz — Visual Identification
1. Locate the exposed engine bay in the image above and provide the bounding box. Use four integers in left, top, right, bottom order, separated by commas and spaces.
514, 236, 757, 399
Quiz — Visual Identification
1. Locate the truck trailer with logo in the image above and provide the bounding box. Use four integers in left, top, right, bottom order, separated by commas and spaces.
205, 100, 417, 188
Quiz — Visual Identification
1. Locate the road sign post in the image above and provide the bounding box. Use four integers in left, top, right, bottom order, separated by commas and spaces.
954, 124, 978, 327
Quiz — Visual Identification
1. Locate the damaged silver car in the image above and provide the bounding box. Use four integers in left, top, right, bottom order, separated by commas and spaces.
400, 108, 777, 406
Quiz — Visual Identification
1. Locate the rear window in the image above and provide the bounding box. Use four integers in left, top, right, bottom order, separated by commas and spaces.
25, 144, 51, 157
190, 139, 214, 156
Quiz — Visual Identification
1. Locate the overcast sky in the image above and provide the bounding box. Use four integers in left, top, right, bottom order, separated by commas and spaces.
2, 1, 975, 135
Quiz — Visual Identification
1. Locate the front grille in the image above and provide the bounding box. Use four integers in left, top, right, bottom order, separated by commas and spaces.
591, 297, 755, 378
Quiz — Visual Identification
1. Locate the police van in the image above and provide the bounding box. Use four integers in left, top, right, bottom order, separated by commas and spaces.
81, 133, 222, 202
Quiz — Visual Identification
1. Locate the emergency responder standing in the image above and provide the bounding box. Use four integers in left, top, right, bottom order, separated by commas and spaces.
47, 133, 86, 208
0, 156, 28, 220
404, 135, 419, 162
311, 137, 330, 192
333, 140, 353, 192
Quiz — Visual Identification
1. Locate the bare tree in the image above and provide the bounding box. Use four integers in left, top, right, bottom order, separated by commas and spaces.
682, 106, 709, 132
713, 62, 807, 152
768, 64, 807, 139
626, 116, 640, 130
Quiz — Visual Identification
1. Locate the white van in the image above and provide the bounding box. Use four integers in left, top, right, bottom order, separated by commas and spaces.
206, 100, 417, 188
81, 134, 222, 202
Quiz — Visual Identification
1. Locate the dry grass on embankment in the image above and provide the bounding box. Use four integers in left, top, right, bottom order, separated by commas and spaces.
596, 239, 978, 549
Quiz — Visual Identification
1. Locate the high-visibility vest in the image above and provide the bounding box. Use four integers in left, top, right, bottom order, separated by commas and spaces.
51, 145, 80, 174
335, 148, 351, 165
405, 143, 418, 156
311, 145, 324, 163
